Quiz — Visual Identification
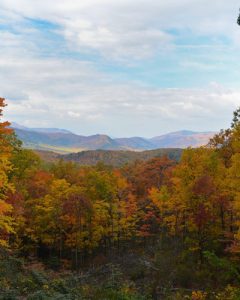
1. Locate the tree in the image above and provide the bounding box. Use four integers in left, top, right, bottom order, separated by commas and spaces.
62, 185, 92, 267
151, 148, 227, 262
123, 157, 175, 197
32, 179, 71, 256
0, 98, 15, 247
227, 154, 240, 254
208, 107, 240, 166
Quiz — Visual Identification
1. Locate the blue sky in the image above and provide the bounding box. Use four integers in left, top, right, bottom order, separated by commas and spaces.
0, 0, 240, 137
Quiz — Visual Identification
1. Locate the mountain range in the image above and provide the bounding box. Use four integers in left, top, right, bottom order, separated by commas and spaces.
11, 123, 215, 153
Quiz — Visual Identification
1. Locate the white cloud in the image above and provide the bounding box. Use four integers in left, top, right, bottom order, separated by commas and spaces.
0, 0, 239, 60
0, 0, 240, 136
67, 111, 80, 118
1, 50, 239, 136
63, 21, 173, 60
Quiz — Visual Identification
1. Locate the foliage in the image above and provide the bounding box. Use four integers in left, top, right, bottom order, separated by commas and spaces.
0, 98, 15, 247
2, 100, 240, 298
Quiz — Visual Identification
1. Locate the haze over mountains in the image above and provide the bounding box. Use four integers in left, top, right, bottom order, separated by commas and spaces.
11, 123, 215, 153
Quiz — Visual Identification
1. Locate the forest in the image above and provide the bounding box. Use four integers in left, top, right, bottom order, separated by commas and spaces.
1, 96, 240, 299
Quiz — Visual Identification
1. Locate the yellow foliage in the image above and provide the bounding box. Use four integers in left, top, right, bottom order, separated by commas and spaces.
191, 291, 207, 300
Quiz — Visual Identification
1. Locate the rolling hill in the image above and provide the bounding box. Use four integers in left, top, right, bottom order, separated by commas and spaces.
62, 148, 183, 166
36, 148, 183, 166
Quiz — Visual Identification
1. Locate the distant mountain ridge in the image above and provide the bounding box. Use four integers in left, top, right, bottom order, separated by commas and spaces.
11, 123, 215, 153
11, 122, 72, 134
150, 130, 215, 148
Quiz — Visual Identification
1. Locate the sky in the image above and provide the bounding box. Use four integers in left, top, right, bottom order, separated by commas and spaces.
1, 0, 240, 137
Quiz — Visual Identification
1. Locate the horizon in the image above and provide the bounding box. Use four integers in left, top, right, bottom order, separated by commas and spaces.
10, 121, 217, 139
1, 1, 240, 136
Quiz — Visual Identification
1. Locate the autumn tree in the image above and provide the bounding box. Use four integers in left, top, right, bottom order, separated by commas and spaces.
0, 98, 15, 247
123, 157, 175, 197
62, 185, 93, 267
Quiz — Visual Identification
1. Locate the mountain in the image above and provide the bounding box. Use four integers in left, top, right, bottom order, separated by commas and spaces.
29, 128, 72, 134
14, 129, 120, 153
36, 148, 183, 166
150, 130, 215, 148
11, 122, 72, 134
114, 137, 153, 150
11, 123, 215, 153
11, 122, 29, 131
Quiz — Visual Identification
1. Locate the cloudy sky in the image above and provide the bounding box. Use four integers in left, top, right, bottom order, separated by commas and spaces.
1, 0, 240, 137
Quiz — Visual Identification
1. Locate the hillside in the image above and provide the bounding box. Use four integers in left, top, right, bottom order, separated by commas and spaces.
46, 148, 182, 166
35, 148, 182, 166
